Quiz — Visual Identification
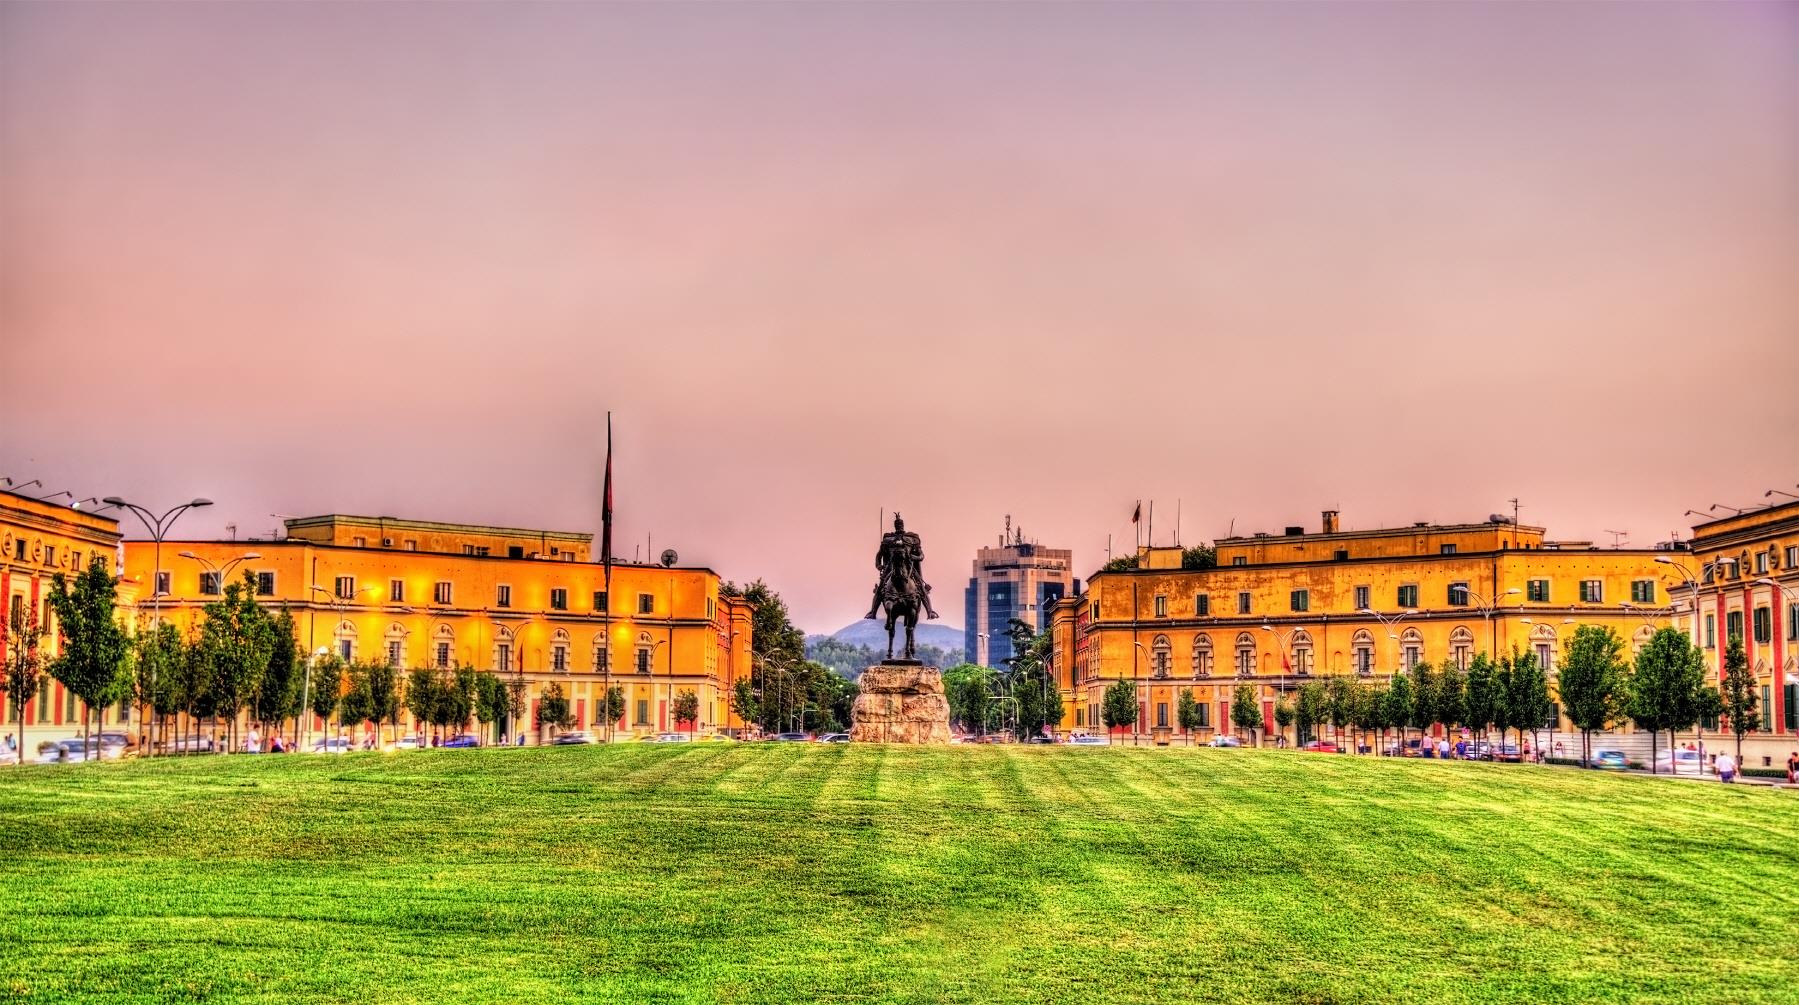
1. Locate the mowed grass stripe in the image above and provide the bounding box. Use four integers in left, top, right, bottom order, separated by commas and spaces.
1, 745, 1795, 1004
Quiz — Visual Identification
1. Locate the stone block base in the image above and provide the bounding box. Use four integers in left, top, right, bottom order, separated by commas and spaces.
849, 663, 952, 744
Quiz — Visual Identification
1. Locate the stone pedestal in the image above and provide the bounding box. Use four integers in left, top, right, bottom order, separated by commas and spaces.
849, 662, 952, 744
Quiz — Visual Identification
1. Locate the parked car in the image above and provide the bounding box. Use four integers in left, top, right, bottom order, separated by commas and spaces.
387, 736, 421, 751
697, 734, 737, 742
774, 732, 810, 742
551, 731, 594, 745
1301, 741, 1342, 753
1209, 735, 1243, 748
310, 738, 354, 754
1590, 749, 1630, 770
1026, 736, 1056, 745
815, 733, 850, 743
649, 732, 691, 743
97, 732, 138, 755
439, 733, 481, 748
166, 736, 217, 754
1485, 743, 1523, 763
1654, 749, 1705, 774
1068, 734, 1111, 746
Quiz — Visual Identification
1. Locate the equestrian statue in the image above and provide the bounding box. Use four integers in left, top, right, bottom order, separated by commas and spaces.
863, 512, 940, 661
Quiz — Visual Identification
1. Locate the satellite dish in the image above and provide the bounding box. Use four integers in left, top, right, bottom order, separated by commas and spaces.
659, 548, 678, 568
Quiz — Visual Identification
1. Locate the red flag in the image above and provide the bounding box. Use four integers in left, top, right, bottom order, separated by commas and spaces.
602, 412, 614, 596
1131, 502, 1141, 524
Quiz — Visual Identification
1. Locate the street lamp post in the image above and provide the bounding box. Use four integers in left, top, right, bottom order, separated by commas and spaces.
105, 495, 213, 751
1463, 587, 1522, 656
304, 584, 382, 747
1357, 607, 1419, 676
1261, 624, 1295, 745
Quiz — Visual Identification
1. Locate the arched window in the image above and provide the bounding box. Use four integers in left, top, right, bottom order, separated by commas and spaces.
1191, 634, 1213, 678
1529, 623, 1557, 672
1400, 627, 1423, 670
551, 628, 570, 673
334, 620, 358, 664
384, 623, 407, 668
1352, 629, 1375, 676
635, 631, 654, 674
1449, 627, 1474, 670
433, 624, 454, 669
493, 626, 516, 673
1235, 632, 1257, 677
591, 633, 610, 673
1291, 629, 1314, 675
1632, 625, 1655, 655
1151, 635, 1171, 678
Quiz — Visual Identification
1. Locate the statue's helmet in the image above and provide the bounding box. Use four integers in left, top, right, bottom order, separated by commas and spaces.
893, 513, 905, 532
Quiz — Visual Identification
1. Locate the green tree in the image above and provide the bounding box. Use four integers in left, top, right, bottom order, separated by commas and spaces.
1463, 652, 1497, 749
310, 654, 345, 742
1294, 680, 1328, 745
728, 678, 760, 736
1103, 679, 1139, 734
1273, 700, 1294, 746
255, 607, 302, 735
474, 670, 510, 741
1505, 648, 1552, 759
1628, 628, 1705, 774
337, 669, 373, 743
1436, 662, 1467, 737
1004, 619, 1061, 740
46, 556, 131, 750
1324, 676, 1354, 748
194, 571, 276, 751
943, 662, 994, 734
1558, 625, 1629, 765
673, 687, 700, 734
1180, 544, 1217, 570
1176, 688, 1204, 733
537, 681, 575, 731
133, 619, 184, 752
1489, 656, 1516, 756
724, 579, 806, 734
600, 686, 627, 739
1100, 554, 1140, 573
1717, 634, 1760, 765
1381, 675, 1413, 753
365, 660, 402, 743
1353, 683, 1386, 753
3, 602, 46, 766
1229, 683, 1260, 745
1405, 660, 1439, 741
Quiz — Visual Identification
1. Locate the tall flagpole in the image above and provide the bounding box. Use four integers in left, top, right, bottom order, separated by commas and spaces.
602, 411, 614, 742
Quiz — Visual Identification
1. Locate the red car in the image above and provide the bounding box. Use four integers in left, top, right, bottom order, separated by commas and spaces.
1301, 741, 1342, 753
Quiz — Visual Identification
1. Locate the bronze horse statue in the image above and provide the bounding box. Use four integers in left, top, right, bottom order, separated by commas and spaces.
877, 563, 924, 661
864, 512, 939, 661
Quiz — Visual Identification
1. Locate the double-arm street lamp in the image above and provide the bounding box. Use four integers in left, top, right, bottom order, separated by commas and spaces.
1654, 556, 1705, 649
1357, 607, 1418, 675
302, 583, 383, 747
106, 495, 213, 749
178, 551, 261, 597
1462, 587, 1521, 654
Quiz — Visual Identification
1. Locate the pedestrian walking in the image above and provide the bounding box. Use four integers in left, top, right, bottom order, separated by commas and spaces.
1785, 750, 1796, 785
1717, 752, 1738, 783
1437, 738, 1449, 760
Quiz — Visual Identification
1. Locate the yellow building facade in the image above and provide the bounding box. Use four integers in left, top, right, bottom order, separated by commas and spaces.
1049, 512, 1678, 744
122, 514, 753, 743
2, 488, 140, 747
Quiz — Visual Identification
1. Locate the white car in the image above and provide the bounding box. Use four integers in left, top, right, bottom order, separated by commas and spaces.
1068, 734, 1110, 746
1209, 736, 1244, 748
386, 736, 421, 751
1654, 749, 1705, 774
311, 738, 354, 754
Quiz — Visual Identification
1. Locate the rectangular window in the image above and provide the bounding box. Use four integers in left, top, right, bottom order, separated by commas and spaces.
1440, 544, 1457, 555
155, 571, 171, 597
1154, 595, 1167, 617
1753, 606, 1771, 644
496, 584, 512, 608
389, 579, 404, 603
634, 699, 649, 725
1354, 585, 1370, 611
592, 591, 609, 612
1236, 592, 1251, 615
352, 536, 366, 548
1760, 686, 1771, 731
497, 643, 511, 672
1787, 546, 1798, 570
594, 647, 608, 672
1075, 708, 1084, 727
552, 647, 568, 672
386, 641, 401, 667
256, 572, 275, 596
550, 588, 568, 611
1704, 613, 1716, 649
1527, 579, 1549, 603
638, 593, 654, 615
1448, 582, 1469, 607
1231, 556, 1247, 566
338, 639, 353, 663
12, 539, 23, 560
1195, 594, 1210, 617
1396, 584, 1418, 609
1534, 643, 1553, 673
1789, 603, 1799, 642
1156, 702, 1169, 728
435, 642, 450, 668
1726, 610, 1743, 643
1194, 701, 1210, 728
706, 597, 716, 621
1756, 552, 1770, 575
1578, 580, 1602, 603
636, 649, 651, 673
404, 540, 417, 551
434, 581, 452, 605
1630, 580, 1655, 604
1290, 589, 1309, 613
199, 572, 221, 596
335, 576, 355, 600
43, 545, 55, 567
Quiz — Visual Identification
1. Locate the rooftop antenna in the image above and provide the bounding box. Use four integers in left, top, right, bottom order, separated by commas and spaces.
1602, 529, 1627, 549
1508, 497, 1521, 549
226, 522, 238, 542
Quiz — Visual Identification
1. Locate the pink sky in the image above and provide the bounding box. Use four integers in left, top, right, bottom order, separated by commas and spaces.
3, 2, 1795, 633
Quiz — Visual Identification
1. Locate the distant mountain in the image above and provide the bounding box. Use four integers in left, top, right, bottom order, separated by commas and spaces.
820, 619, 964, 650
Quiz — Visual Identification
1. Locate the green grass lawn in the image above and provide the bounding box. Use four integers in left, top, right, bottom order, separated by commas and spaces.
1, 745, 1795, 1004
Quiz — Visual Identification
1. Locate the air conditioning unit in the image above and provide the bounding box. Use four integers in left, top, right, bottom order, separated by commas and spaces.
382, 538, 394, 548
